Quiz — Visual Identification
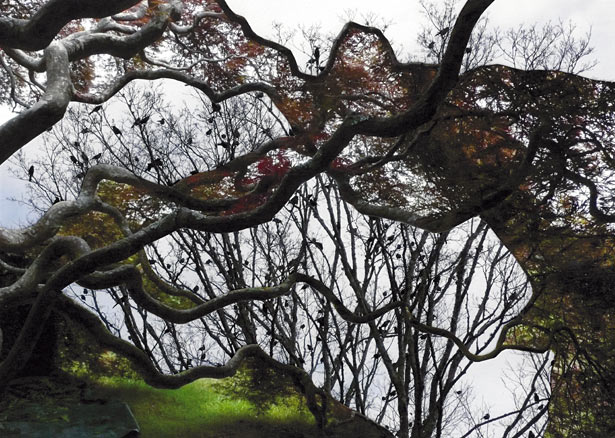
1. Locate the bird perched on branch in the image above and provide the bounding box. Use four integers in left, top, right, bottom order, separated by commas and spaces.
146, 158, 163, 171
132, 116, 150, 127
436, 27, 450, 37
28, 165, 34, 181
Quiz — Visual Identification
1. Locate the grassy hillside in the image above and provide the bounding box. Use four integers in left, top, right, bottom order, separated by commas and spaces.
88, 375, 319, 438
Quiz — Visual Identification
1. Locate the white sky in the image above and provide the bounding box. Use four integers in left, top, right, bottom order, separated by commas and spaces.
1, 0, 614, 433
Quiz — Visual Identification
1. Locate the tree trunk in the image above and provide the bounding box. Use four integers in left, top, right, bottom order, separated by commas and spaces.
398, 394, 410, 438
0, 300, 60, 380
0, 252, 60, 383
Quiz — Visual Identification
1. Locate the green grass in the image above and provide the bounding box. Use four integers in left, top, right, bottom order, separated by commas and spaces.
89, 376, 316, 438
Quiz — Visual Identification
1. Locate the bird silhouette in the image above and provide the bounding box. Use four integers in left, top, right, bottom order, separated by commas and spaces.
112, 125, 122, 136
313, 46, 320, 65
28, 165, 34, 181
436, 27, 450, 37
132, 116, 150, 127
89, 105, 102, 114
146, 158, 163, 171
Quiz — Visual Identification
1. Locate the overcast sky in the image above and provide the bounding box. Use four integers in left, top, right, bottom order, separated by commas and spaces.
1, 0, 614, 430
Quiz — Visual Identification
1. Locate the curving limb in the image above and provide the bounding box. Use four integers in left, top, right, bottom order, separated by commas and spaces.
62, 7, 180, 62
0, 0, 143, 50
564, 170, 615, 223
0, 1, 182, 166
0, 43, 72, 164
3, 1, 608, 434
73, 69, 278, 105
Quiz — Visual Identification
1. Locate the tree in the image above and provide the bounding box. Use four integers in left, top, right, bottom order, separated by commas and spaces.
13, 83, 538, 437
1, 0, 615, 436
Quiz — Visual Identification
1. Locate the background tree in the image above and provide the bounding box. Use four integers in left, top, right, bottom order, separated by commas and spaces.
1, 0, 614, 436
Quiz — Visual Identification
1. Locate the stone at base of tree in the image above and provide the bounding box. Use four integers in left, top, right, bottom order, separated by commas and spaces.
0, 400, 140, 437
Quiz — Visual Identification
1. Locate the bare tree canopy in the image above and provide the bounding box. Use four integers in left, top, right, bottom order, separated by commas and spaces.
1, 0, 614, 436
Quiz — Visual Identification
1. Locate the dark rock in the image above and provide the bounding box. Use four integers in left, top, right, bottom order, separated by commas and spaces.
0, 400, 140, 437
